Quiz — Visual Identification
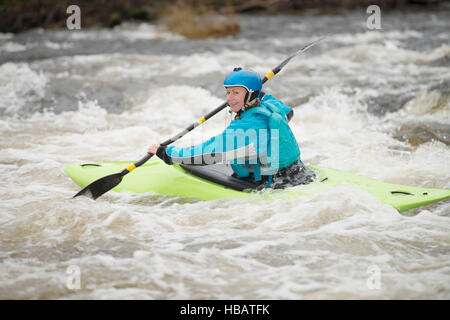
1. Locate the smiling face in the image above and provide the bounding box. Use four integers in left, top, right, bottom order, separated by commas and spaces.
226, 86, 247, 113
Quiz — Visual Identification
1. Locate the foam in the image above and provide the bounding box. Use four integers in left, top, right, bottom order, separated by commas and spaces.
0, 63, 48, 115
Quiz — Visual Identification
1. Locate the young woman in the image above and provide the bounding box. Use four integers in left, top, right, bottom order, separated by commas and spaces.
148, 68, 314, 188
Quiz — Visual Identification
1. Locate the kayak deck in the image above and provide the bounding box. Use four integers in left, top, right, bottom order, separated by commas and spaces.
65, 159, 450, 212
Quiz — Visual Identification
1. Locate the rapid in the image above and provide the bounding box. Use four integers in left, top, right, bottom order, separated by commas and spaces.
0, 8, 449, 299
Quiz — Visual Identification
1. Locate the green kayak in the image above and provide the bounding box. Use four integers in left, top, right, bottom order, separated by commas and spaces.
65, 159, 450, 212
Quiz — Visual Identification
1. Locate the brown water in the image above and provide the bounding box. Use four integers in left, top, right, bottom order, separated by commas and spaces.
0, 8, 449, 299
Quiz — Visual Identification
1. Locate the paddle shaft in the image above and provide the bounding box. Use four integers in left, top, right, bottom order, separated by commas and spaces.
121, 37, 326, 177
119, 100, 228, 176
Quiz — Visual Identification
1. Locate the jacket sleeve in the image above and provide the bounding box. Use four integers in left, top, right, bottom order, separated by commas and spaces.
156, 118, 264, 166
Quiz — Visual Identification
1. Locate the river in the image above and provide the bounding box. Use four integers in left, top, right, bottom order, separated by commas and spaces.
0, 7, 449, 299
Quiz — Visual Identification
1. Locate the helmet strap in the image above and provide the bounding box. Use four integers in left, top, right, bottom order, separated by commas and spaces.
244, 91, 250, 107
243, 90, 260, 109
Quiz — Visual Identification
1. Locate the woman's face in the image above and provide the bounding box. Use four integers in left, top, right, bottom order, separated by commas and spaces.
226, 86, 247, 113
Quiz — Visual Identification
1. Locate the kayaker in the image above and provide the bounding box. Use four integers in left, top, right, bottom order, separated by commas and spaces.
148, 67, 315, 188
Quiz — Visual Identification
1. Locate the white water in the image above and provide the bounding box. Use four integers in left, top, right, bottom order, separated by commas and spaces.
0, 10, 449, 299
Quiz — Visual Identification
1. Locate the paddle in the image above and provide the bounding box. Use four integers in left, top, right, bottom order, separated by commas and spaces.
73, 36, 326, 200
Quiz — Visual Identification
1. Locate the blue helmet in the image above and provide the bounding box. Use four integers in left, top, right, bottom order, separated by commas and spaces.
224, 67, 262, 105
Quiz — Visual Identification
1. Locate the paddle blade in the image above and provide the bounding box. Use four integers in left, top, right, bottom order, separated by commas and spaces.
73, 172, 124, 200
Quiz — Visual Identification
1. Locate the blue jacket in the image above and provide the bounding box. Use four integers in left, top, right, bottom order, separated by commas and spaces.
156, 94, 301, 181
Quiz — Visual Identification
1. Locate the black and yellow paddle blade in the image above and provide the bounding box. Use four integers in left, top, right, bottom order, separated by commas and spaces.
72, 155, 150, 200
73, 172, 124, 200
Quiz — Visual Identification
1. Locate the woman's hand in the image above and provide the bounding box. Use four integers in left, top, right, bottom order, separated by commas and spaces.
148, 143, 160, 154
